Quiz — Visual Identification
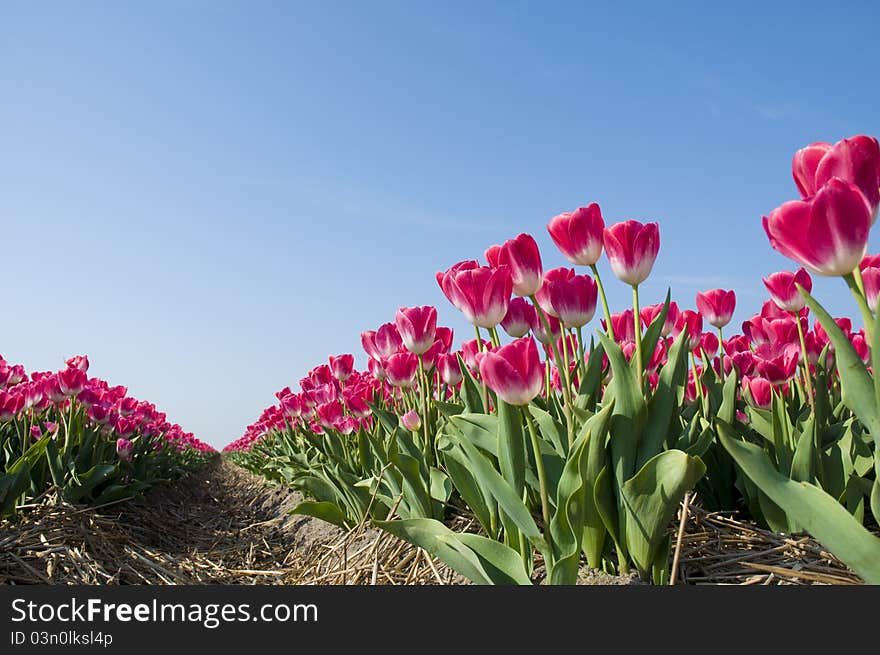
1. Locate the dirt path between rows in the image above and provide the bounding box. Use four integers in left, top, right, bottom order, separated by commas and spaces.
0, 459, 369, 584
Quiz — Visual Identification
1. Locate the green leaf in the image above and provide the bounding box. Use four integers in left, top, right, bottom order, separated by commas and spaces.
440, 444, 495, 535
637, 329, 689, 468
374, 518, 532, 585
528, 404, 568, 458
61, 464, 118, 503
448, 414, 499, 456
549, 401, 615, 584
801, 288, 880, 436
457, 354, 485, 413
450, 429, 547, 553
429, 467, 452, 503
718, 422, 880, 584
290, 501, 351, 529
790, 418, 816, 484
640, 289, 671, 371
620, 450, 706, 576
497, 400, 526, 496
0, 469, 31, 517
367, 402, 402, 436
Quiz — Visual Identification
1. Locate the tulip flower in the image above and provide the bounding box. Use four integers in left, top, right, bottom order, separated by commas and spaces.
742, 376, 773, 410
0, 391, 24, 421
400, 409, 422, 432
862, 266, 880, 313
528, 309, 562, 345
792, 142, 832, 198
813, 135, 880, 221
329, 354, 355, 382
699, 332, 719, 358
316, 401, 344, 429
603, 220, 660, 286
501, 297, 536, 338
487, 233, 543, 297
383, 352, 419, 388
66, 355, 89, 372
116, 438, 134, 462
395, 306, 437, 356
754, 343, 800, 384
438, 263, 513, 328
367, 358, 386, 381
333, 416, 359, 435
547, 203, 605, 266
549, 274, 598, 329
602, 309, 636, 343
534, 267, 574, 317
861, 253, 880, 270
437, 353, 463, 386
281, 393, 303, 418
640, 301, 680, 337
763, 268, 812, 312
695, 289, 736, 329
58, 367, 87, 397
361, 323, 403, 361
435, 327, 454, 353
477, 337, 543, 406
460, 339, 491, 371
763, 177, 871, 276
673, 310, 703, 351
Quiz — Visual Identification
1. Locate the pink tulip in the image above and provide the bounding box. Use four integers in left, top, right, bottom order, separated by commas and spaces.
115, 416, 137, 437
763, 177, 872, 276
116, 438, 134, 462
66, 355, 90, 372
861, 253, 880, 270
534, 267, 574, 317
477, 337, 544, 406
367, 358, 386, 381
361, 323, 403, 361
762, 268, 813, 312
851, 330, 870, 364
528, 310, 562, 345
401, 409, 422, 432
487, 233, 543, 297
58, 367, 86, 397
500, 297, 536, 338
0, 391, 24, 422
730, 351, 756, 376
435, 327, 454, 353
437, 353, 463, 386
384, 352, 419, 388
316, 401, 344, 429
695, 289, 736, 329
742, 377, 773, 410
602, 309, 636, 343
673, 310, 703, 350
792, 142, 832, 198
437, 262, 513, 328
640, 301, 680, 337
742, 315, 772, 345
862, 266, 880, 313
549, 274, 598, 328
603, 220, 660, 286
546, 203, 605, 266
460, 339, 491, 371
754, 343, 800, 384
334, 416, 359, 435
281, 393, 303, 418
395, 306, 437, 356
699, 332, 719, 358
329, 354, 355, 382
813, 135, 880, 220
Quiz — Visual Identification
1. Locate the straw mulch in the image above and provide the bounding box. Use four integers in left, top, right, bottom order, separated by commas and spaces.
0, 461, 868, 585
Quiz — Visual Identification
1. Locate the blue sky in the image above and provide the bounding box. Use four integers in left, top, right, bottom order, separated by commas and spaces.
2, 1, 879, 447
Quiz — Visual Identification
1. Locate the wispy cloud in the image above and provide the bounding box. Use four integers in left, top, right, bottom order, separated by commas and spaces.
751, 102, 798, 120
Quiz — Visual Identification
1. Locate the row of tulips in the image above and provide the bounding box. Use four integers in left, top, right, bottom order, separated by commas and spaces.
229, 134, 880, 584
1, 354, 214, 518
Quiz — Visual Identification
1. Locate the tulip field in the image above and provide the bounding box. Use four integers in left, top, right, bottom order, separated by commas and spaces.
228, 134, 880, 585
0, 355, 214, 520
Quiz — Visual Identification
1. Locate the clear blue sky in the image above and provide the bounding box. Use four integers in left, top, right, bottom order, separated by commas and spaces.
3, 1, 879, 448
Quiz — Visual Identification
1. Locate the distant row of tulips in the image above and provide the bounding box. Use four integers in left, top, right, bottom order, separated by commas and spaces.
230, 135, 880, 584
1, 354, 213, 518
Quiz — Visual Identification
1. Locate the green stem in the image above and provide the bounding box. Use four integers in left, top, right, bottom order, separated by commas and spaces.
474, 325, 490, 413
576, 325, 586, 376
717, 326, 725, 382
488, 326, 501, 348
632, 284, 644, 391
794, 312, 815, 411
417, 356, 432, 466
690, 352, 705, 411
591, 264, 615, 341
524, 409, 553, 566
